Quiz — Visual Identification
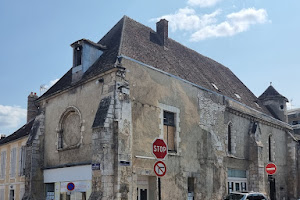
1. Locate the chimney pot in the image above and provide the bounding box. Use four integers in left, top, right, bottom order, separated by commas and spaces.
156, 19, 168, 46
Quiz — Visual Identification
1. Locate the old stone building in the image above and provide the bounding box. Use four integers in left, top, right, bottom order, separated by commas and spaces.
21, 16, 299, 200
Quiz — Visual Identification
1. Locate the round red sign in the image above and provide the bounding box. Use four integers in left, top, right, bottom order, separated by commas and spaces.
154, 161, 167, 177
67, 182, 75, 191
152, 138, 168, 160
265, 163, 277, 175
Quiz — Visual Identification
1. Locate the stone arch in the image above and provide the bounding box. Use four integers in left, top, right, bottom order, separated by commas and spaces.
57, 106, 84, 150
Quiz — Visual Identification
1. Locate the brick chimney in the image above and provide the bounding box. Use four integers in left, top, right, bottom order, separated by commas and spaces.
156, 19, 168, 46
27, 92, 39, 122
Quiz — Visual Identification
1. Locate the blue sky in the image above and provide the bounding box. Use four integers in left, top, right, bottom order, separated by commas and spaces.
1, 0, 300, 135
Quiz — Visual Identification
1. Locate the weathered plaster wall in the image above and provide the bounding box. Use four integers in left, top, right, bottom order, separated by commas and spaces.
121, 57, 298, 200
43, 72, 115, 168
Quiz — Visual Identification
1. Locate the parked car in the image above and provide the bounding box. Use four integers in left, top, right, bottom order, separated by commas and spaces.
224, 192, 269, 200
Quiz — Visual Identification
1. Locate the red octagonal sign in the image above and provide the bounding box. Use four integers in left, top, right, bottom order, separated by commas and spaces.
266, 163, 277, 175
152, 138, 168, 160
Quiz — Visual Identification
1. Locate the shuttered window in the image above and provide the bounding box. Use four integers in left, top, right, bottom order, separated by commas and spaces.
0, 188, 4, 200
19, 146, 26, 176
0, 151, 6, 179
10, 148, 16, 178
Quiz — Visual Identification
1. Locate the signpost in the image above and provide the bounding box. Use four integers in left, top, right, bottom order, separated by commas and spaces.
152, 138, 168, 160
265, 163, 277, 175
152, 138, 168, 200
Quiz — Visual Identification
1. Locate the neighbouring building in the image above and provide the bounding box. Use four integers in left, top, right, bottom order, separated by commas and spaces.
0, 92, 38, 200
20, 16, 299, 200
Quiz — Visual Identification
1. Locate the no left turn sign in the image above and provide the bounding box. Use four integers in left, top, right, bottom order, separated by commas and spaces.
154, 161, 167, 177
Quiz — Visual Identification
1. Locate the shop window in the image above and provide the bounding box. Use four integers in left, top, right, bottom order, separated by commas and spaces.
227, 169, 247, 193
45, 183, 55, 200
164, 111, 176, 152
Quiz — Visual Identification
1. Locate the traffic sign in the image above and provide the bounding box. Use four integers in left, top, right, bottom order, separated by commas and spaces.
152, 138, 168, 160
266, 163, 277, 175
154, 161, 167, 177
67, 182, 75, 191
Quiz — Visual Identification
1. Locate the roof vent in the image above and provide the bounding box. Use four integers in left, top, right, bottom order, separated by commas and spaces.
156, 19, 168, 46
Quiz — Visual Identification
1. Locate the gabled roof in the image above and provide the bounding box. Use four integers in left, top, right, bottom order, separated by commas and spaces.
0, 119, 34, 145
258, 85, 288, 101
39, 16, 272, 115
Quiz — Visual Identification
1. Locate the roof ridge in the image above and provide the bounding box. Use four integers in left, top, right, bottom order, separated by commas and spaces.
118, 15, 127, 56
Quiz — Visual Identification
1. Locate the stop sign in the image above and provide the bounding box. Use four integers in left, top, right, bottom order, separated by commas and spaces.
152, 138, 168, 160
266, 163, 277, 175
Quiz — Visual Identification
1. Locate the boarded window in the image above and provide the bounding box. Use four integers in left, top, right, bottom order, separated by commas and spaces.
163, 111, 176, 152
0, 151, 6, 179
10, 148, 16, 178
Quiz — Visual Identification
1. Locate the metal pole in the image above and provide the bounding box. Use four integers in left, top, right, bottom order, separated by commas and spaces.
158, 177, 161, 200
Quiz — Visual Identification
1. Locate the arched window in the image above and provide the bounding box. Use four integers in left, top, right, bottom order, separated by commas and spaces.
57, 106, 83, 150
228, 123, 232, 154
269, 135, 272, 162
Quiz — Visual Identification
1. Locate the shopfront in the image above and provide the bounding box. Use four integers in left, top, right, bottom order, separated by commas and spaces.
44, 165, 92, 200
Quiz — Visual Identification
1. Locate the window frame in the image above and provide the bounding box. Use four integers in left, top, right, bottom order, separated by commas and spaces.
159, 103, 181, 155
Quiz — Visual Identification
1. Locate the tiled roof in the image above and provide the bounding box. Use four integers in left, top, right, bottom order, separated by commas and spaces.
39, 16, 272, 115
0, 119, 33, 145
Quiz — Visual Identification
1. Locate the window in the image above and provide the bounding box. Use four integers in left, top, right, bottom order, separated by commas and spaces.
0, 151, 6, 179
163, 111, 176, 152
188, 177, 195, 200
10, 148, 16, 178
74, 46, 82, 67
19, 146, 26, 176
228, 123, 232, 154
269, 136, 272, 162
0, 188, 4, 200
227, 169, 247, 193
9, 189, 14, 200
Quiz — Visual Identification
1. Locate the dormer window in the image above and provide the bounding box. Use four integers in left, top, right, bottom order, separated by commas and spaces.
74, 46, 82, 67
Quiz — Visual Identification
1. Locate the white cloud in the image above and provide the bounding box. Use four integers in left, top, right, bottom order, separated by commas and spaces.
190, 8, 269, 41
152, 7, 221, 32
40, 78, 59, 94
0, 105, 26, 132
187, 0, 222, 7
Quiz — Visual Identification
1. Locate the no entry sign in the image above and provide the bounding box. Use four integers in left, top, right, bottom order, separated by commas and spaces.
152, 138, 168, 160
154, 161, 167, 177
266, 163, 277, 175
